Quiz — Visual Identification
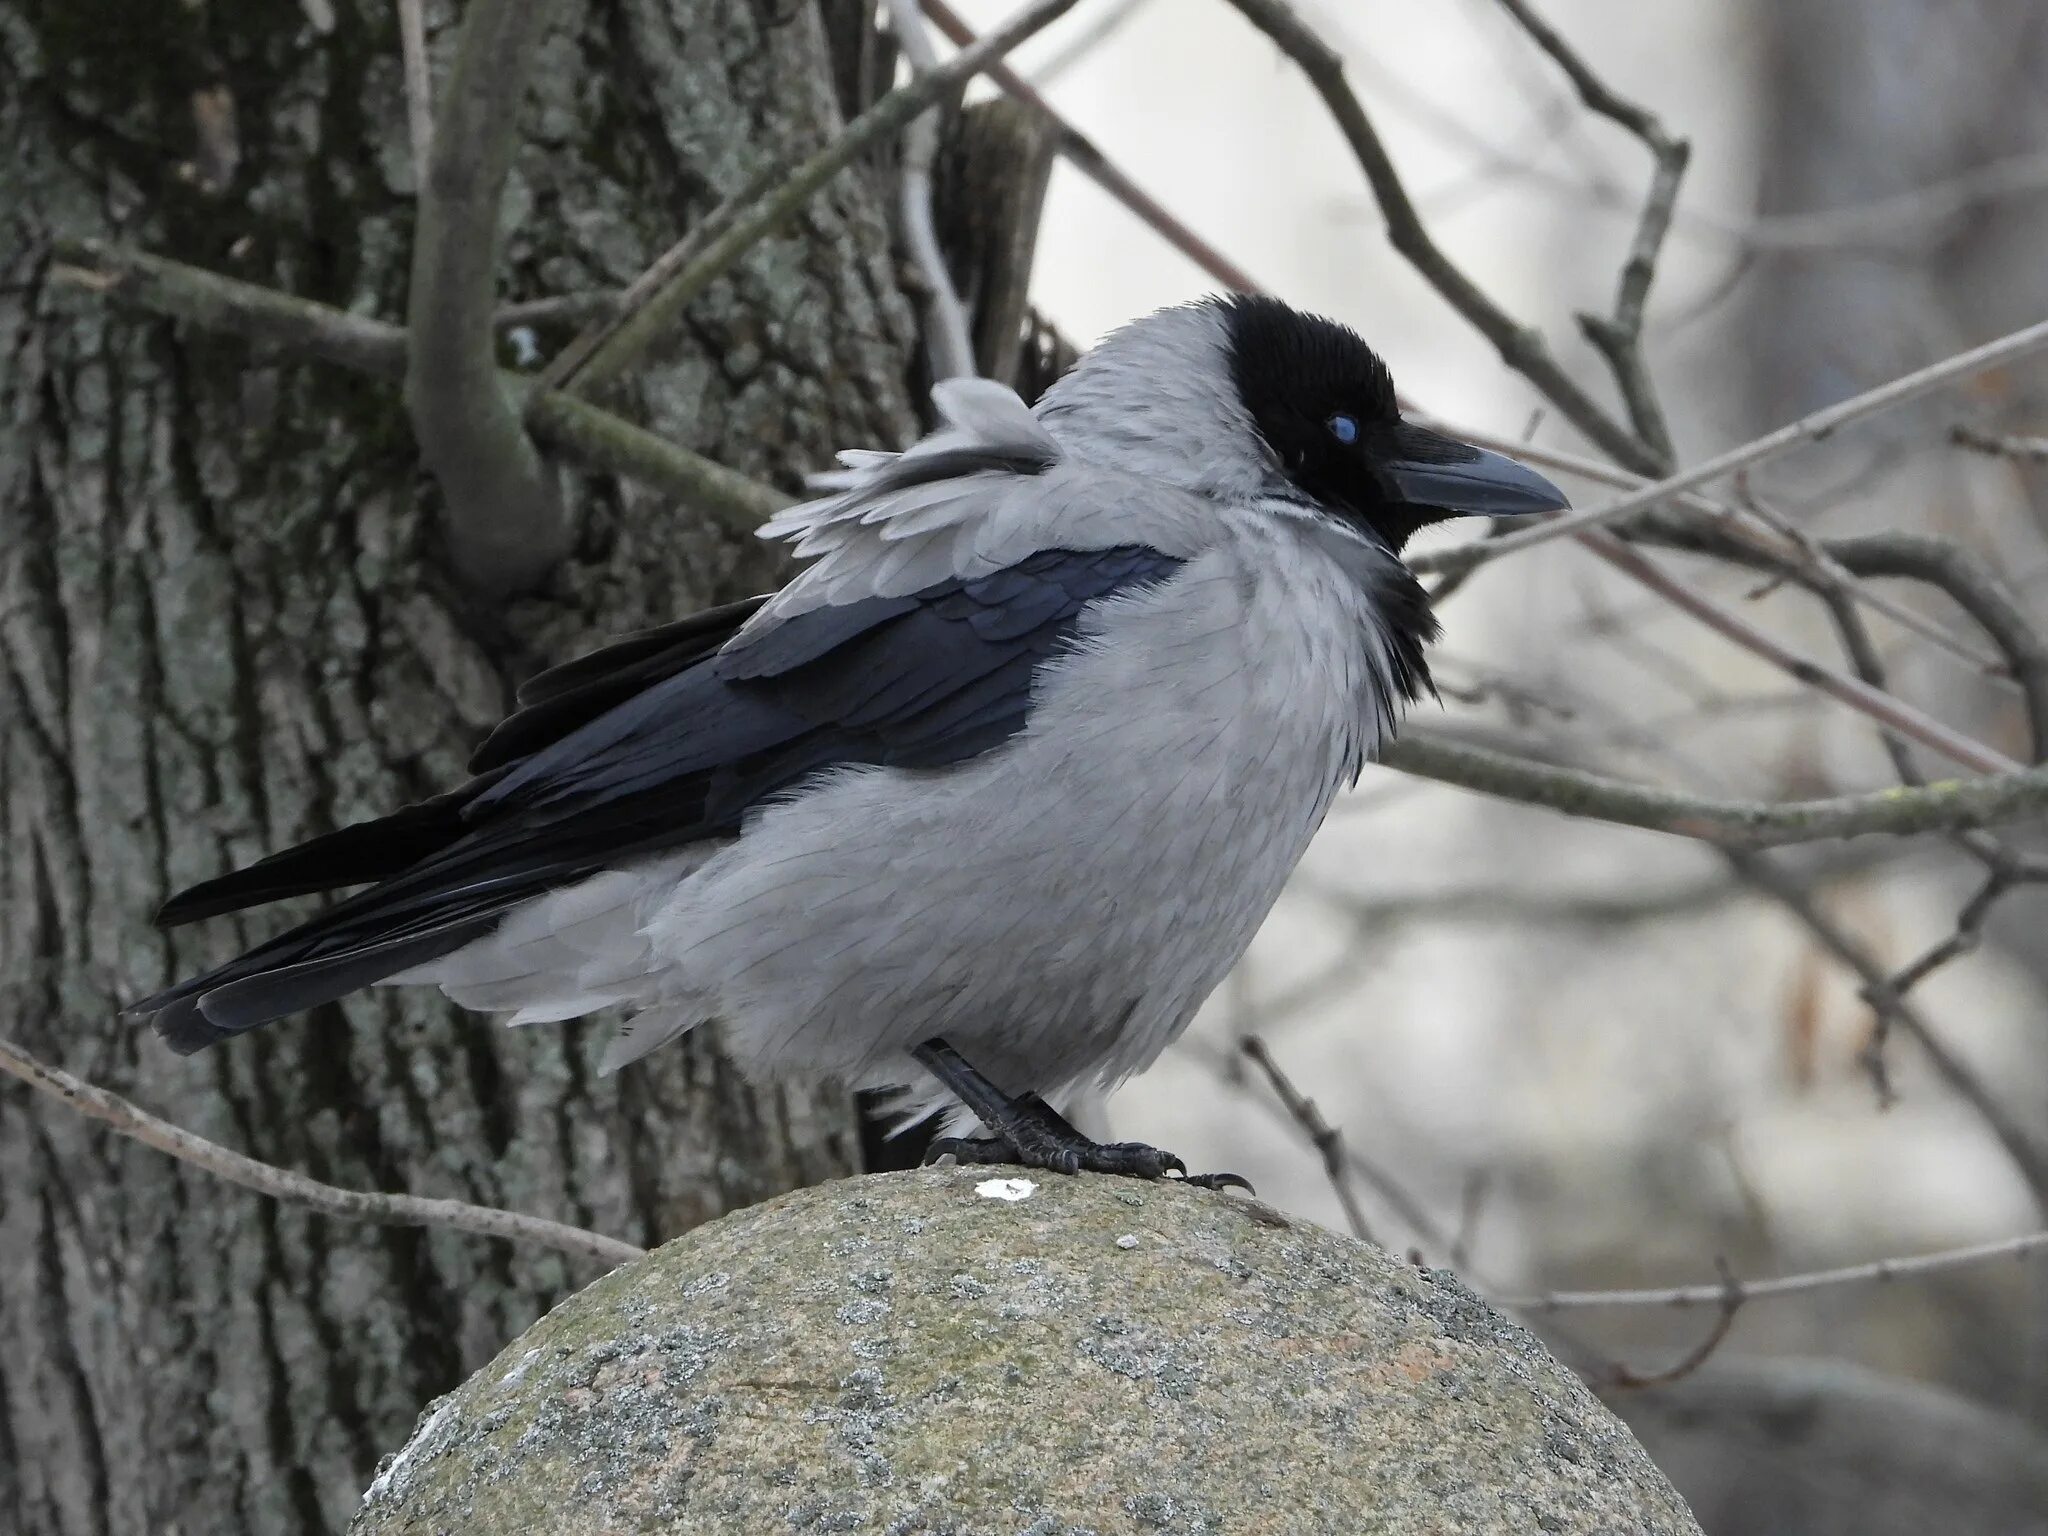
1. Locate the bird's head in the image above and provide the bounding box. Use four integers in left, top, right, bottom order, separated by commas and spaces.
1037, 294, 1569, 554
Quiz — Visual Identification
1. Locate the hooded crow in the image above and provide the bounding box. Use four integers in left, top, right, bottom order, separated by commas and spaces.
128, 295, 1567, 1185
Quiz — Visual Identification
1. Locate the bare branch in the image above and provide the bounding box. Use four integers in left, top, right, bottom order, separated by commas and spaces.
1822, 532, 2048, 763
1952, 424, 2048, 462
1380, 728, 2048, 847
1598, 1260, 1742, 1391
1581, 528, 2021, 777
405, 0, 570, 596
1465, 316, 2048, 565
932, 98, 1063, 384
1878, 867, 2009, 1001
1239, 1036, 1377, 1244
1412, 420, 2014, 684
1721, 847, 2048, 1207
528, 160, 782, 400
1517, 1229, 2048, 1310
886, 0, 979, 380
1497, 0, 1690, 464
52, 240, 785, 532
0, 1034, 645, 1270
1219, 0, 1658, 473
556, 0, 1087, 402
921, 0, 1261, 293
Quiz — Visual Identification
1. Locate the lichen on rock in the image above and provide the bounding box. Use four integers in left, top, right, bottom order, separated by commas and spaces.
350, 1167, 1700, 1534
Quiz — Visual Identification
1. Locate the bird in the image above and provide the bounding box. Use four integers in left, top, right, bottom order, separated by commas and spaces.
127, 293, 1566, 1186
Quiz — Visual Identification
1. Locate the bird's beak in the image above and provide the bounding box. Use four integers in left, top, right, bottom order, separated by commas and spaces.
1384, 427, 1570, 518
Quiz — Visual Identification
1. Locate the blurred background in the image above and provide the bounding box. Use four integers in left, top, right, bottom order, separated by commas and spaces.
943, 0, 2048, 1526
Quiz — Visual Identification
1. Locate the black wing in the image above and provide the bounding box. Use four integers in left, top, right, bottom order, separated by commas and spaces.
154, 598, 774, 927
129, 545, 1182, 1052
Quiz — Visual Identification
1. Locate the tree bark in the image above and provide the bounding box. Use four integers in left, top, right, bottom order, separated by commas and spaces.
0, 3, 917, 1532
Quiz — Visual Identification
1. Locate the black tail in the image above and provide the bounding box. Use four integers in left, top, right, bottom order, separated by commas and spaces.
129, 595, 766, 1052
127, 781, 520, 1053
152, 783, 484, 927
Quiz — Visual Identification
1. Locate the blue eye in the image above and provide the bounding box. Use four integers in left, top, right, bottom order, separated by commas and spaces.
1327, 413, 1360, 445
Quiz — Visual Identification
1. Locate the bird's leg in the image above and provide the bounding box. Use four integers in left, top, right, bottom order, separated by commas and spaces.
911, 1037, 1252, 1191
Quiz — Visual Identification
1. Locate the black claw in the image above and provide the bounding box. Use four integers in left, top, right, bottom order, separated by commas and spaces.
1082, 1140, 1184, 1180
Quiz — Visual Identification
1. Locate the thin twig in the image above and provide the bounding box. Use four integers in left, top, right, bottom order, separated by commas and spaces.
405, 0, 569, 595
1598, 1259, 1742, 1390
395, 0, 433, 172
1497, 0, 1690, 465
0, 1034, 646, 1270
1879, 868, 2008, 1000
1952, 424, 2048, 462
1517, 1229, 2048, 1310
1822, 532, 2048, 762
1582, 528, 2021, 777
1379, 728, 2048, 848
1239, 1036, 1378, 1243
886, 0, 979, 381
560, 0, 1086, 401
1220, 0, 1658, 473
1722, 846, 2048, 1209
921, 0, 1261, 293
1410, 420, 2013, 684
527, 161, 782, 401
1465, 316, 2048, 565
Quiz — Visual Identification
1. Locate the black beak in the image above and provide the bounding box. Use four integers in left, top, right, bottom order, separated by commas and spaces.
1385, 427, 1569, 518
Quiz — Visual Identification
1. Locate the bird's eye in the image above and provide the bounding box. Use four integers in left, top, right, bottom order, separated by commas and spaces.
1327, 413, 1360, 445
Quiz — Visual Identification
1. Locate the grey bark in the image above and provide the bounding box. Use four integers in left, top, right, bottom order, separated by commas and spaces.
0, 3, 918, 1533
349, 1168, 1704, 1535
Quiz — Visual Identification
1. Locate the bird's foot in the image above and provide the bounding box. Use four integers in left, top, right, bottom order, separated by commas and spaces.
923, 1106, 1253, 1192
910, 1040, 1253, 1191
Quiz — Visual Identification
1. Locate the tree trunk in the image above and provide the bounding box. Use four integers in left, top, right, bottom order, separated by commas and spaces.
0, 3, 918, 1532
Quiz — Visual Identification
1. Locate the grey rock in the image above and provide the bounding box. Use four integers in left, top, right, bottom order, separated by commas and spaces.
351, 1168, 1700, 1535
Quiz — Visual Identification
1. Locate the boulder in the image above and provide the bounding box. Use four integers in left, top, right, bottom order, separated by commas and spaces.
353, 1166, 1699, 1534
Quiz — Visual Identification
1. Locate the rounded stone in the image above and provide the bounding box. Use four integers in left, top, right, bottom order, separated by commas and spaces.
351, 1168, 1699, 1534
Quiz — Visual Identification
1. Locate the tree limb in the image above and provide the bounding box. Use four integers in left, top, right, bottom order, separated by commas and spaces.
1517, 1228, 2048, 1310
0, 1033, 646, 1270
1467, 315, 2048, 566
1380, 728, 2048, 847
406, 0, 570, 596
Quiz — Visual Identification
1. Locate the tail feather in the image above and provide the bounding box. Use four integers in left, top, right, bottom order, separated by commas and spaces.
140, 917, 496, 1053
153, 783, 487, 927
